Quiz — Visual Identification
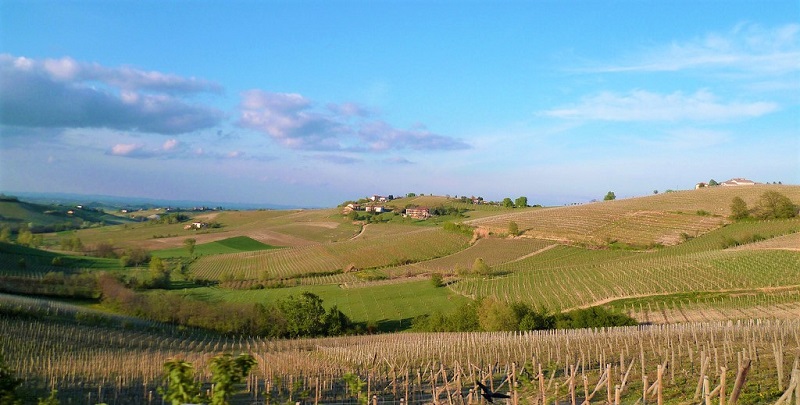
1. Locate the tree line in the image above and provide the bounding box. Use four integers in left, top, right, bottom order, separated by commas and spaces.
98, 274, 356, 337
411, 297, 636, 332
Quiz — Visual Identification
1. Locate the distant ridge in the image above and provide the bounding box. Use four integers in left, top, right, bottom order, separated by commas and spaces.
2, 191, 310, 211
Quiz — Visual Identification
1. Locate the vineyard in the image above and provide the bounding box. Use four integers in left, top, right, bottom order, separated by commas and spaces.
467, 185, 800, 246
2, 312, 799, 404
190, 225, 472, 281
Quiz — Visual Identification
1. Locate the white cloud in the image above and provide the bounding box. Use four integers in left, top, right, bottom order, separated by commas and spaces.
543, 89, 778, 122
110, 143, 144, 156
591, 23, 800, 76
0, 54, 224, 134
238, 89, 469, 152
162, 139, 180, 151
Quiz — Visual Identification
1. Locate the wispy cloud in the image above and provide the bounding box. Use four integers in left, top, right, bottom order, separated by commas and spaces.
0, 54, 224, 134
543, 89, 778, 122
589, 23, 800, 75
310, 154, 363, 164
238, 89, 469, 152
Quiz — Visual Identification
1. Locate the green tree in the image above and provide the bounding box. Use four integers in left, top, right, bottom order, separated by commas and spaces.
708, 179, 719, 186
208, 353, 256, 405
184, 238, 196, 256
472, 258, 492, 276
508, 221, 519, 236
279, 292, 327, 337
430, 273, 444, 287
603, 191, 616, 201
502, 198, 514, 208
477, 297, 517, 331
149, 256, 171, 288
729, 197, 750, 221
323, 305, 352, 336
755, 191, 797, 219
514, 196, 528, 208
158, 359, 203, 405
0, 226, 10, 243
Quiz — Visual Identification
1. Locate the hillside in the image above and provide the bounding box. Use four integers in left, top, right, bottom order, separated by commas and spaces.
468, 184, 800, 246
0, 196, 133, 232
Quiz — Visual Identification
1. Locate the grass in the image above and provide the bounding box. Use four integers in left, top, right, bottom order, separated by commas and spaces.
151, 236, 280, 258
177, 279, 468, 329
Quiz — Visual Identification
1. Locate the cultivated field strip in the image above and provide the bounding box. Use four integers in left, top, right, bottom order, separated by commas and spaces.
384, 238, 556, 277
468, 185, 800, 246
452, 248, 800, 311
190, 226, 471, 281
3, 315, 799, 403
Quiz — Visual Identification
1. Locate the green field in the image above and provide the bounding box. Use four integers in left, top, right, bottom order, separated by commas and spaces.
152, 235, 280, 258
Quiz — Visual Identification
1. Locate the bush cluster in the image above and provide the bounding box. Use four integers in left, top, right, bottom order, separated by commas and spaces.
412, 298, 636, 332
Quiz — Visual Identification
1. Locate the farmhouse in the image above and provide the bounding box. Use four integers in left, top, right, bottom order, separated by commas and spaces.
695, 182, 707, 189
405, 207, 431, 219
184, 222, 207, 230
364, 205, 385, 213
342, 203, 361, 213
721, 178, 757, 186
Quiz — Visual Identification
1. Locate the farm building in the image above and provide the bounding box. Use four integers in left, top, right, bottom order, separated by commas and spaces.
405, 207, 431, 219
364, 205, 386, 213
721, 178, 757, 186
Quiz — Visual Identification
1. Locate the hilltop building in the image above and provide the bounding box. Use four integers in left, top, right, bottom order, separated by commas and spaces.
721, 178, 757, 186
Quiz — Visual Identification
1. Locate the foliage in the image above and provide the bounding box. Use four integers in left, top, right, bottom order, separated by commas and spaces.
279, 292, 328, 338
342, 373, 367, 405
208, 353, 256, 405
471, 258, 493, 276
502, 198, 514, 208
430, 273, 444, 287
120, 247, 151, 267
37, 390, 60, 405
708, 179, 719, 186
730, 197, 750, 221
158, 359, 202, 405
148, 256, 171, 289
477, 297, 518, 331
442, 221, 474, 236
507, 221, 519, 236
754, 191, 797, 219
184, 238, 196, 256
0, 353, 21, 405
514, 196, 528, 208
604, 191, 616, 201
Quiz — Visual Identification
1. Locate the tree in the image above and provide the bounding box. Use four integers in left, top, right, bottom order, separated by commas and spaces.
603, 191, 616, 201
502, 198, 514, 208
430, 273, 444, 287
149, 256, 171, 288
184, 238, 196, 256
514, 196, 528, 208
755, 191, 797, 219
472, 258, 492, 276
729, 197, 750, 221
477, 297, 517, 331
208, 353, 257, 405
507, 221, 519, 236
708, 179, 719, 186
279, 292, 327, 337
158, 359, 202, 405
653, 190, 659, 194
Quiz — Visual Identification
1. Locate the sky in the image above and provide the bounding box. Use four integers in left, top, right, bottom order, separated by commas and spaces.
1, 1, 798, 208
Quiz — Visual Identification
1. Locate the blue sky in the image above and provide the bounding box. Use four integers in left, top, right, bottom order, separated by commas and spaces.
1, 1, 798, 207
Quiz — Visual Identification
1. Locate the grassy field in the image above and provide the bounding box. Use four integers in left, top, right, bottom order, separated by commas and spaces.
151, 235, 280, 258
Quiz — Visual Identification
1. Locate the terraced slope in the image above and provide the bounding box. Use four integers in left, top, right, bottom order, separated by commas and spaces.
467, 184, 800, 246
